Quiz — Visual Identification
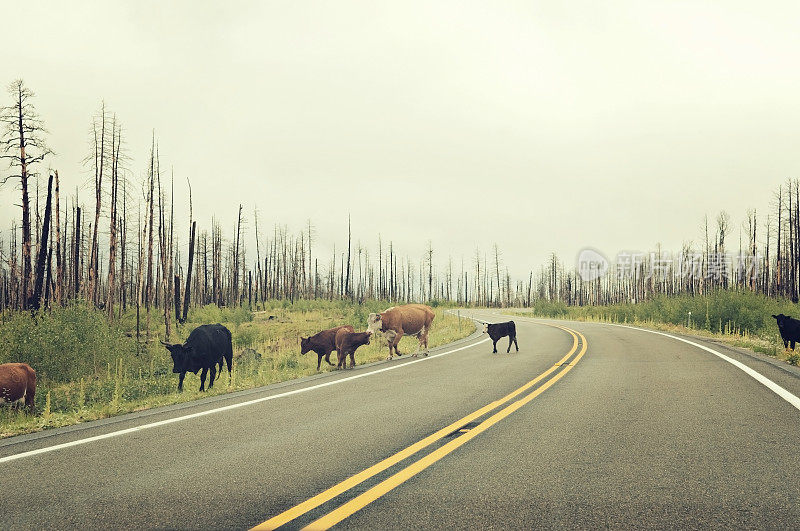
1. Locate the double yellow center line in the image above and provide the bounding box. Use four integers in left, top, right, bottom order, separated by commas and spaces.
254, 324, 588, 530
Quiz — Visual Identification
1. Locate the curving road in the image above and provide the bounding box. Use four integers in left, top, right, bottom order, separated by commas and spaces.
1, 311, 799, 529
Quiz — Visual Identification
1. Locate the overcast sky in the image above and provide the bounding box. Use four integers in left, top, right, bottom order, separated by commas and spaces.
1, 1, 799, 277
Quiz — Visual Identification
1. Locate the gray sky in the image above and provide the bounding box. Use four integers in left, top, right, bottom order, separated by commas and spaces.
2, 1, 799, 277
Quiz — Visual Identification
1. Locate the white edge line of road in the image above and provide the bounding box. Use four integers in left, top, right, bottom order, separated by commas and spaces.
611, 323, 800, 411
508, 312, 800, 412
505, 312, 800, 412
0, 334, 490, 465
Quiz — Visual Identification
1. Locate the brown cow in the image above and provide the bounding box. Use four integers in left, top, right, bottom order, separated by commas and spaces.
334, 329, 372, 369
367, 304, 435, 360
0, 363, 36, 412
301, 325, 355, 370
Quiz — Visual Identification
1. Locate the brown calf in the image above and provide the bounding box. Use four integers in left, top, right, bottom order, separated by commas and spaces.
367, 304, 435, 359
0, 363, 37, 412
334, 330, 372, 369
301, 325, 355, 370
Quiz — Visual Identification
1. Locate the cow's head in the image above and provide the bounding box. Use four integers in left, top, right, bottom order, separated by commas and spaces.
482, 323, 489, 334
367, 313, 382, 334
300, 336, 312, 355
162, 342, 192, 373
773, 314, 792, 330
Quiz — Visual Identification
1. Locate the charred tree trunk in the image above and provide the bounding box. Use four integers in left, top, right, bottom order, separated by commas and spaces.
74, 207, 81, 298
182, 220, 196, 323
30, 174, 53, 311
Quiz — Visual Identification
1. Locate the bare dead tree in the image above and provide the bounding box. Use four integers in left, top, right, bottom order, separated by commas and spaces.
86, 101, 109, 306
53, 170, 63, 305
0, 80, 52, 308
31, 174, 53, 310
106, 116, 122, 319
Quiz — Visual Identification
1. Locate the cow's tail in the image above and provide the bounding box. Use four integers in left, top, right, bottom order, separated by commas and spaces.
224, 327, 234, 374
25, 366, 36, 412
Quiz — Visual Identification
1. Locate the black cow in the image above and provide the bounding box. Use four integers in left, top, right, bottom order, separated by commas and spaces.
162, 323, 233, 391
483, 321, 519, 353
772, 314, 800, 350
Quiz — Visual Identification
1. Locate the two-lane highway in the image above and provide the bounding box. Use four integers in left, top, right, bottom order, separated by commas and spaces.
1, 312, 799, 529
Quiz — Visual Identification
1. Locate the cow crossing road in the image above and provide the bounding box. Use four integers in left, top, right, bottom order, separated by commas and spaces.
1, 312, 799, 529
255, 323, 586, 530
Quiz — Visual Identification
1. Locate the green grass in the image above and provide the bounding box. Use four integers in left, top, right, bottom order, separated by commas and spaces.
0, 301, 474, 438
511, 290, 800, 365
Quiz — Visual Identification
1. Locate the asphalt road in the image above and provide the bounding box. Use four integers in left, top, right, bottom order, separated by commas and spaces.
1, 311, 799, 530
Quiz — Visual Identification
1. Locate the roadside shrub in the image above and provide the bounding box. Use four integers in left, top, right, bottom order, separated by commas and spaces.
188, 304, 253, 326
234, 323, 262, 349
0, 302, 134, 383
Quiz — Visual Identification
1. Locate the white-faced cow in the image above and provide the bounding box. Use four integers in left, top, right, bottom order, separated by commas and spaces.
162, 323, 233, 391
483, 321, 519, 354
0, 362, 36, 412
367, 304, 435, 360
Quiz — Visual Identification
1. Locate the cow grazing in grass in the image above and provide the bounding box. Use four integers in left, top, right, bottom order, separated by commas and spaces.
162, 323, 233, 391
367, 304, 435, 360
301, 325, 355, 370
334, 329, 372, 369
772, 314, 800, 350
0, 363, 36, 412
483, 321, 519, 354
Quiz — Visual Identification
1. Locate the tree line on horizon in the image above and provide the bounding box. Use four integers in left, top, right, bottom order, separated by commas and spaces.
0, 80, 532, 334
1, 79, 799, 337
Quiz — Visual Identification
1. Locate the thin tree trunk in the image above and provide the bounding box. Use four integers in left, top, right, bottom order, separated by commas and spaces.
182, 221, 196, 323
31, 174, 53, 310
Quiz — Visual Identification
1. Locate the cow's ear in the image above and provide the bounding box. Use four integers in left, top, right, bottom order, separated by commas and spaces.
772, 315, 779, 319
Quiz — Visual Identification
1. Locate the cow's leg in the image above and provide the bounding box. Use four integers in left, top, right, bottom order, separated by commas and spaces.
209, 365, 217, 389
793, 340, 797, 351
507, 336, 513, 353
25, 375, 36, 413
784, 338, 790, 349
349, 350, 356, 369
492, 339, 498, 353
382, 331, 395, 360
199, 367, 208, 391
324, 348, 336, 367
392, 331, 404, 358
316, 353, 323, 371
178, 372, 186, 392
411, 331, 421, 358
513, 335, 519, 352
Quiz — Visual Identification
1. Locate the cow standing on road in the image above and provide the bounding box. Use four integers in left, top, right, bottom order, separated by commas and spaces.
367, 304, 435, 360
483, 321, 519, 354
162, 323, 233, 391
0, 362, 36, 412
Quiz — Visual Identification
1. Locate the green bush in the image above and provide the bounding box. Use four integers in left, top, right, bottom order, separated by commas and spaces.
234, 323, 262, 349
187, 304, 253, 326
530, 289, 795, 339
0, 302, 134, 383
